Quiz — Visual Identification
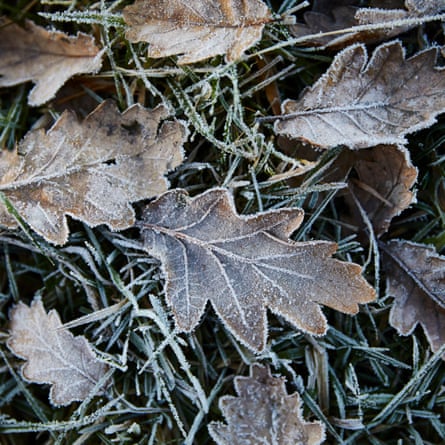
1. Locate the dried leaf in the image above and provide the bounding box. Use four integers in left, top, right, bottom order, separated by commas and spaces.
328, 145, 417, 236
382, 240, 445, 359
7, 300, 110, 406
0, 100, 187, 245
274, 41, 445, 150
0, 18, 103, 106
290, 0, 444, 49
208, 364, 326, 445
123, 0, 272, 64
140, 188, 375, 352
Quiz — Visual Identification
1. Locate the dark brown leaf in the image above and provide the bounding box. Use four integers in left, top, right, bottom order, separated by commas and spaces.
382, 240, 445, 359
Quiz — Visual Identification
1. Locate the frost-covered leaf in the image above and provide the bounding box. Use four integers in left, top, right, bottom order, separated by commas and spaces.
208, 364, 326, 445
7, 300, 110, 406
328, 145, 417, 236
0, 100, 187, 245
274, 41, 445, 150
290, 0, 445, 49
123, 0, 272, 64
140, 188, 375, 352
382, 240, 445, 359
0, 18, 103, 106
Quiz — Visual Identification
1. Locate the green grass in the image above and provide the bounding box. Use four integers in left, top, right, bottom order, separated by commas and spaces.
0, 0, 444, 444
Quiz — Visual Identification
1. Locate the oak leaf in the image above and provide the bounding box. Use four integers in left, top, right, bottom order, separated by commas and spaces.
208, 364, 326, 445
7, 300, 110, 406
139, 188, 375, 352
0, 18, 103, 106
382, 240, 445, 359
123, 0, 272, 64
274, 41, 445, 150
0, 101, 187, 245
328, 145, 417, 236
290, 0, 444, 49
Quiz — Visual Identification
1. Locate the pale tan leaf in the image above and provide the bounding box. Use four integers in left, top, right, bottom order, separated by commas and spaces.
0, 18, 103, 106
7, 300, 110, 406
382, 240, 445, 359
328, 145, 417, 236
274, 41, 445, 150
123, 0, 272, 64
0, 101, 187, 245
140, 188, 375, 352
208, 364, 326, 445
290, 0, 445, 49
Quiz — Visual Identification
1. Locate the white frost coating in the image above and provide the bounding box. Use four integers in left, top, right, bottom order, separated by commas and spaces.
140, 187, 375, 352
0, 101, 188, 244
7, 300, 110, 406
123, 0, 273, 64
275, 41, 445, 150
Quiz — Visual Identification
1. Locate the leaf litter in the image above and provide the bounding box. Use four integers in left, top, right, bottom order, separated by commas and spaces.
0, 0, 444, 443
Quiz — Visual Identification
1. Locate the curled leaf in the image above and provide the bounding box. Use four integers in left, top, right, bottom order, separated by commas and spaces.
0, 18, 103, 106
123, 0, 272, 64
328, 145, 417, 236
274, 41, 445, 150
0, 100, 187, 245
382, 240, 445, 359
208, 364, 326, 445
140, 188, 375, 352
7, 300, 110, 406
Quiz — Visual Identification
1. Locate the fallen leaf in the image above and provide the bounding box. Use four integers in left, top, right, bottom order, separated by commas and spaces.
328, 145, 417, 236
123, 0, 273, 64
290, 0, 444, 49
208, 364, 326, 445
0, 100, 187, 245
139, 188, 375, 352
7, 300, 110, 406
274, 41, 445, 150
382, 240, 445, 359
0, 18, 103, 106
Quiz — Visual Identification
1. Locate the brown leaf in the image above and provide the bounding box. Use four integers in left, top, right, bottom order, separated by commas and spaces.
208, 364, 326, 445
7, 300, 110, 406
123, 0, 272, 64
382, 240, 445, 359
0, 100, 187, 245
0, 18, 103, 106
328, 145, 417, 236
290, 0, 444, 49
139, 188, 375, 352
274, 41, 445, 150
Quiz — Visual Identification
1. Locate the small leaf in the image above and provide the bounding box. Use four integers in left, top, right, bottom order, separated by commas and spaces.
0, 18, 103, 106
382, 240, 445, 359
140, 188, 375, 352
123, 0, 272, 64
274, 41, 445, 149
208, 364, 326, 445
7, 300, 110, 406
0, 100, 187, 245
327, 145, 417, 236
